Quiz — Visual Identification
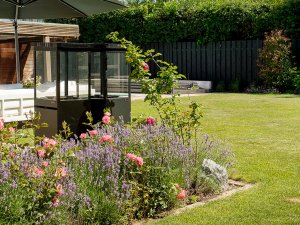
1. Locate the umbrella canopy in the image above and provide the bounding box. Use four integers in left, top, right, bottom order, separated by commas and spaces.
0, 0, 126, 82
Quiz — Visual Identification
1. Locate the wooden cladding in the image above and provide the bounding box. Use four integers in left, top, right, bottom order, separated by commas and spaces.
143, 39, 300, 85
0, 38, 41, 84
0, 20, 79, 38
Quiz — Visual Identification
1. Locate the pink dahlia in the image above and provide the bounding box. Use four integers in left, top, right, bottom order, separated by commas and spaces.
142, 62, 149, 71
37, 149, 46, 158
0, 118, 4, 130
102, 115, 111, 124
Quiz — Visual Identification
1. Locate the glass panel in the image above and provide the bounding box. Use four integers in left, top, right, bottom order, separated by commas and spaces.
59, 51, 89, 99
90, 52, 101, 97
36, 50, 57, 100
107, 52, 129, 97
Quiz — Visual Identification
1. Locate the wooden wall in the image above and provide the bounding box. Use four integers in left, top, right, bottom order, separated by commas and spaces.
0, 37, 41, 84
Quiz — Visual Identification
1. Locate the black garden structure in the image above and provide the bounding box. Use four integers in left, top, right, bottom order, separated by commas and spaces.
33, 42, 130, 137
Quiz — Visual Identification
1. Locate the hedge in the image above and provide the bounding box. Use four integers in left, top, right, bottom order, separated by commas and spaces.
49, 0, 300, 45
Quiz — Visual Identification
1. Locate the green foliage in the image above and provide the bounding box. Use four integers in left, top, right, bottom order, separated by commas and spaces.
107, 32, 202, 144
257, 30, 295, 92
49, 0, 300, 44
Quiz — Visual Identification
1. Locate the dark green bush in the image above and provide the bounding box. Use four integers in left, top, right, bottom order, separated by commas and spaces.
49, 0, 300, 45
257, 30, 295, 92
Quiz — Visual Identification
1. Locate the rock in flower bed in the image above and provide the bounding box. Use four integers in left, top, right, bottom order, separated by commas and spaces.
0, 113, 233, 224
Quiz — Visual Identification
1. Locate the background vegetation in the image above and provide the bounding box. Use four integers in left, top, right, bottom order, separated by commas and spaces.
51, 0, 300, 45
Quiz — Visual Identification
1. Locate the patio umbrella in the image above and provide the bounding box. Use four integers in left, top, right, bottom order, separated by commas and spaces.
0, 0, 126, 83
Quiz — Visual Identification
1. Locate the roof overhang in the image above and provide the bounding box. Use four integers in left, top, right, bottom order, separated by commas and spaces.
0, 19, 79, 39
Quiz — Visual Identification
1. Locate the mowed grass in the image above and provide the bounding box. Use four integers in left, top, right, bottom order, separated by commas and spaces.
131, 93, 300, 225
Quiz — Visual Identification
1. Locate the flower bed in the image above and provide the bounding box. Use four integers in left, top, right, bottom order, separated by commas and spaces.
0, 113, 233, 224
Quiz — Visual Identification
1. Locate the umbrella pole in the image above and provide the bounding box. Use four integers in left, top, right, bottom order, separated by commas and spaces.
14, 4, 21, 83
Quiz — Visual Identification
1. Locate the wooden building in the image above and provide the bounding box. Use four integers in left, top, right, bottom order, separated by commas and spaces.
0, 20, 79, 84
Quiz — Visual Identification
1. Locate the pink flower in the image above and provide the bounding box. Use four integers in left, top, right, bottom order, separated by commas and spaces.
176, 189, 186, 200
104, 112, 111, 116
0, 118, 4, 130
37, 149, 46, 158
43, 138, 57, 149
126, 153, 137, 161
99, 134, 113, 143
135, 157, 144, 167
142, 62, 149, 71
52, 197, 59, 207
102, 115, 111, 124
33, 167, 44, 177
41, 161, 49, 167
55, 167, 67, 178
56, 184, 64, 196
146, 117, 156, 126
9, 127, 15, 133
47, 139, 57, 146
79, 133, 87, 139
88, 130, 97, 136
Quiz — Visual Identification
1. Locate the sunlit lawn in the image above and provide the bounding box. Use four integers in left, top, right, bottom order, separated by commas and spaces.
132, 93, 300, 225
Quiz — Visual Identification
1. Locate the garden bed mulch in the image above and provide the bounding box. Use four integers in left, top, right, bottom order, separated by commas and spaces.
133, 180, 254, 225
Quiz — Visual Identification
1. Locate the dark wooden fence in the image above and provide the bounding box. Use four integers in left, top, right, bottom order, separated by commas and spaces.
143, 39, 300, 87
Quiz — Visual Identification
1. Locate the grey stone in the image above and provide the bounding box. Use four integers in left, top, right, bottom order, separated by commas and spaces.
202, 159, 228, 190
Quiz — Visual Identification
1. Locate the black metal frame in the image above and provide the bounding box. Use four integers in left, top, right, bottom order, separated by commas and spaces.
33, 42, 130, 137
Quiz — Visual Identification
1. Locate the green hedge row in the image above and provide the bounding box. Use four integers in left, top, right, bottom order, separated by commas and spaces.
50, 0, 300, 44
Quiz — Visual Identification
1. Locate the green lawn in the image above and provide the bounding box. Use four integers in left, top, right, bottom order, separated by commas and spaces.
132, 93, 300, 225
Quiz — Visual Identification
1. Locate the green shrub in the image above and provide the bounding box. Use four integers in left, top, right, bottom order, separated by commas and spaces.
257, 30, 295, 92
49, 0, 300, 44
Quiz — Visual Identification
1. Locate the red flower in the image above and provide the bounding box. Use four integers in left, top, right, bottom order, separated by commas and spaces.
126, 153, 137, 161
135, 157, 144, 167
99, 134, 113, 143
146, 117, 156, 126
79, 133, 87, 139
142, 62, 149, 71
88, 130, 97, 136
176, 189, 186, 200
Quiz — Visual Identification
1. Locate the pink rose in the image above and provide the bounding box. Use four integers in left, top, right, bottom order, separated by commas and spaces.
99, 134, 113, 143
47, 139, 57, 146
79, 133, 87, 139
146, 117, 156, 126
126, 153, 137, 161
176, 189, 186, 200
43, 138, 57, 149
142, 62, 149, 71
56, 184, 64, 196
104, 112, 111, 116
102, 115, 111, 124
135, 157, 144, 167
41, 161, 49, 167
0, 118, 4, 130
88, 130, 97, 136
37, 149, 46, 158
51, 197, 59, 207
33, 167, 44, 177
9, 127, 15, 133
